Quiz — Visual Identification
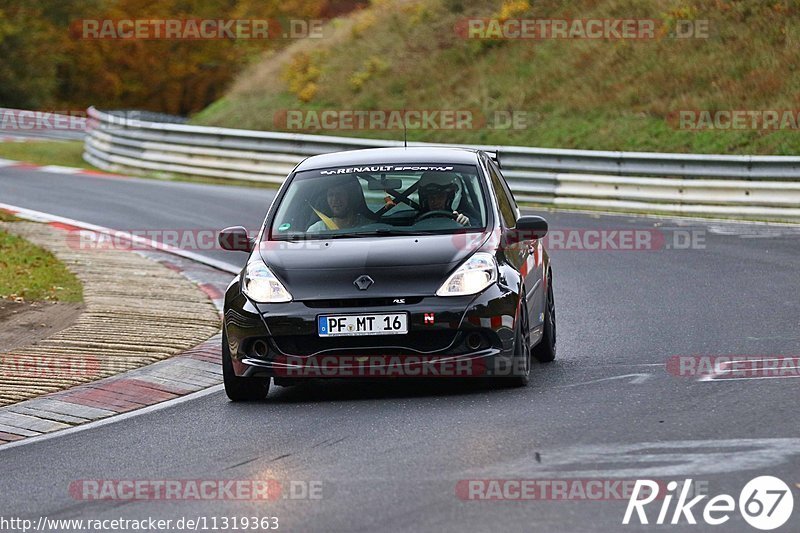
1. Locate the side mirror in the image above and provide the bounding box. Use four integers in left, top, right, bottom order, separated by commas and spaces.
516, 216, 548, 238
504, 216, 548, 245
219, 226, 254, 252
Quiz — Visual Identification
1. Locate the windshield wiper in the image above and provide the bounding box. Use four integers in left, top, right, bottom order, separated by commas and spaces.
331, 229, 444, 238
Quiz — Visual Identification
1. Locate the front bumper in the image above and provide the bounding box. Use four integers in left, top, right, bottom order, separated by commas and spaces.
223, 280, 524, 379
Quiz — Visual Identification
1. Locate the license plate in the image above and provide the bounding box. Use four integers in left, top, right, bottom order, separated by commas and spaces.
318, 313, 408, 337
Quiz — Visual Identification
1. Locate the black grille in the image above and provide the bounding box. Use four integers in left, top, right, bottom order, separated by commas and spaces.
302, 297, 424, 309
272, 330, 459, 356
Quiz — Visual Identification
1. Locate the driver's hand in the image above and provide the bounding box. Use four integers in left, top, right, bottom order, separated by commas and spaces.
454, 211, 469, 226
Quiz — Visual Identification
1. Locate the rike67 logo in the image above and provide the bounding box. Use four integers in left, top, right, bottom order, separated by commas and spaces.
623, 476, 794, 530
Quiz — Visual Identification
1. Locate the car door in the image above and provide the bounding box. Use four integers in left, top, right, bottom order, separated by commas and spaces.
486, 158, 542, 325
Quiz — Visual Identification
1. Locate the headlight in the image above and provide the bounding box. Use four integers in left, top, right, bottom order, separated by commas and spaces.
243, 260, 292, 303
436, 252, 498, 297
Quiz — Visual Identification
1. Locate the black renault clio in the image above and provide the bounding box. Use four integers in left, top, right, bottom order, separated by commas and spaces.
218, 147, 556, 400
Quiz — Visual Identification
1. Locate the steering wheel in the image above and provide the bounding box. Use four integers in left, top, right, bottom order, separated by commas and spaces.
415, 210, 456, 222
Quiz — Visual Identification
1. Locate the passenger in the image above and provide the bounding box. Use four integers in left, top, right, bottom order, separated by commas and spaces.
307, 178, 368, 232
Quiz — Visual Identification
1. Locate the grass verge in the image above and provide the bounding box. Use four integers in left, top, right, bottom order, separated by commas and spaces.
0, 227, 83, 302
0, 211, 21, 223
0, 140, 90, 169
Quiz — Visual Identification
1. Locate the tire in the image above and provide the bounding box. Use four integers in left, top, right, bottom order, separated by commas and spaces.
273, 377, 306, 388
532, 273, 556, 363
504, 295, 531, 387
222, 331, 270, 401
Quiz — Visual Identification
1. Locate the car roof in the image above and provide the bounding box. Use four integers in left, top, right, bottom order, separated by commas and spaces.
294, 147, 483, 172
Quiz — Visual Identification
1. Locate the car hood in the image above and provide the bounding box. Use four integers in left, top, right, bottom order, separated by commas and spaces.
259, 233, 486, 300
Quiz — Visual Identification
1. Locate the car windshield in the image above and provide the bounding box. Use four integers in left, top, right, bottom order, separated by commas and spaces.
268, 163, 487, 240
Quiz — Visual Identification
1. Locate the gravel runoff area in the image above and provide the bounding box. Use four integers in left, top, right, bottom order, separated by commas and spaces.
0, 221, 222, 408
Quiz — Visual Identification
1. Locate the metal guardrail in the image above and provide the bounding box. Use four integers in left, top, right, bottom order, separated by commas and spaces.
84, 107, 800, 221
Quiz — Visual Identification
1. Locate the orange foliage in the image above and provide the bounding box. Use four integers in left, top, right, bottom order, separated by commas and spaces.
1, 0, 366, 114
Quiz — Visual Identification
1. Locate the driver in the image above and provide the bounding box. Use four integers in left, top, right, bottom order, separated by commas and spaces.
417, 171, 470, 226
307, 176, 368, 232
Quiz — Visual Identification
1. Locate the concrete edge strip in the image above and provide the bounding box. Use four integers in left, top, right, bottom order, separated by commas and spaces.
0, 136, 53, 144
0, 335, 222, 438
0, 385, 224, 452
0, 204, 238, 449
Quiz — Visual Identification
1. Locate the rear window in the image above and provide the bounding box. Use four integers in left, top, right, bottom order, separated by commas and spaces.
268, 163, 487, 240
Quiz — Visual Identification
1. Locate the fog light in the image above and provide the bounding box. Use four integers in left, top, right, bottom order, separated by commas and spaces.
466, 333, 482, 351
251, 339, 269, 358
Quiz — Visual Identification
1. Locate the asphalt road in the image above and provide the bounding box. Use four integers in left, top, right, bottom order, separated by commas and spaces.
1, 167, 799, 532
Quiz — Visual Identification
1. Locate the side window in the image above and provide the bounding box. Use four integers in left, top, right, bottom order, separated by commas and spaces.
487, 160, 517, 229
498, 165, 520, 216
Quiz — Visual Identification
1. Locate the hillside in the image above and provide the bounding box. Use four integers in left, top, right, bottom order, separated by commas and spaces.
193, 0, 800, 155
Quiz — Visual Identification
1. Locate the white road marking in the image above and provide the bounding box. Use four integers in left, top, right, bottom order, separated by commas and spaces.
746, 335, 800, 341
465, 438, 800, 478
597, 363, 664, 368
560, 373, 653, 387
701, 375, 800, 382
38, 165, 83, 174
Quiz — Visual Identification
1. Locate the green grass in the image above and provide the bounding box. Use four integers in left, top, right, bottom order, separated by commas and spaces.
193, 0, 800, 155
0, 140, 90, 169
0, 211, 21, 223
0, 229, 83, 302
